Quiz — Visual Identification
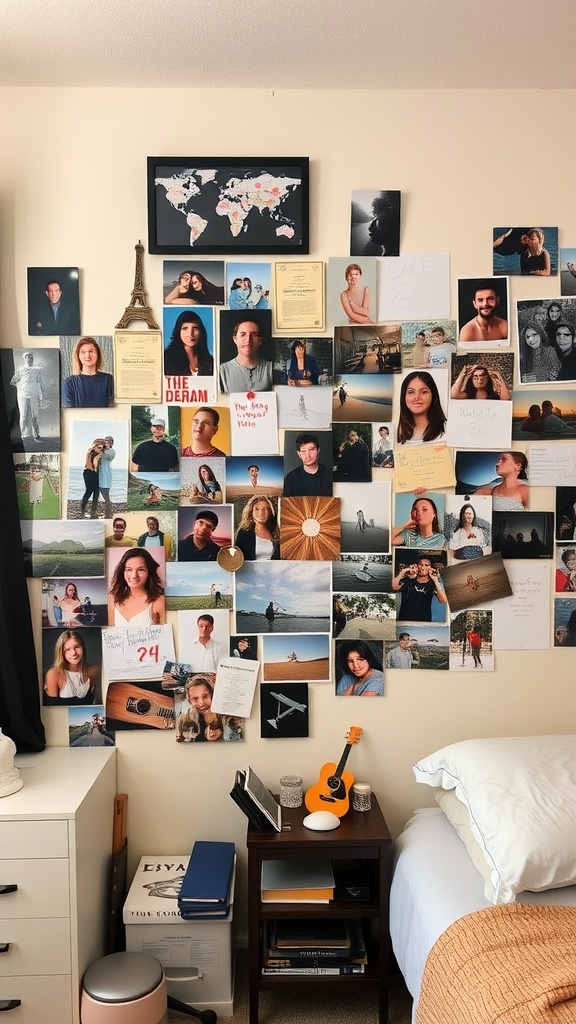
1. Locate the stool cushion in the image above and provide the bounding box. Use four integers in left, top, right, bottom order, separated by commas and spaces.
83, 952, 164, 1003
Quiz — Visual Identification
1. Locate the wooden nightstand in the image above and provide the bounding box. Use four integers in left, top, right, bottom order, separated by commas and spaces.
246, 795, 392, 1024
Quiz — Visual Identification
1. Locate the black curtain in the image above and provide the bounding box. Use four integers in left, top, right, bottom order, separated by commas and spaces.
0, 361, 45, 752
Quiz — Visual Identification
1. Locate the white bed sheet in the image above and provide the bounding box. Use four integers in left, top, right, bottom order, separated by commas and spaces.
389, 807, 576, 1022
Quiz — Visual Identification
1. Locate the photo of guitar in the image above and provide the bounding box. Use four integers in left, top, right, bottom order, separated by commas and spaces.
106, 682, 175, 730
304, 726, 362, 816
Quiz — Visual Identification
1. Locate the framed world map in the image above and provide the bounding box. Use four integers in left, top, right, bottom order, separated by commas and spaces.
147, 157, 309, 256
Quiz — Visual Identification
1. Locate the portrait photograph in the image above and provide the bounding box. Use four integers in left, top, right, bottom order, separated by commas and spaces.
493, 226, 558, 277
106, 544, 166, 627
67, 419, 129, 520
332, 422, 373, 482
457, 276, 509, 347
350, 189, 401, 258
333, 325, 402, 375
491, 512, 553, 559
218, 308, 273, 387
332, 374, 393, 424
178, 503, 233, 559
165, 562, 233, 610
441, 552, 512, 613
229, 635, 259, 661
232, 494, 279, 561
334, 482, 391, 555
178, 609, 230, 672
148, 156, 309, 256
450, 352, 513, 401
332, 554, 392, 595
273, 336, 333, 387
1, 347, 61, 453
235, 560, 331, 635
401, 320, 457, 370
162, 305, 217, 403
332, 592, 396, 642
174, 679, 244, 743
42, 577, 109, 628
27, 266, 80, 337
386, 623, 449, 671
180, 457, 225, 506
279, 496, 341, 561
556, 487, 576, 540
180, 405, 231, 457
554, 544, 576, 594
283, 429, 333, 497
14, 454, 61, 521
560, 247, 576, 297
334, 639, 384, 697
42, 626, 102, 706
260, 683, 309, 738
392, 490, 446, 550
516, 297, 576, 384
262, 634, 330, 682
226, 261, 271, 309
162, 260, 225, 305
21, 519, 105, 578
553, 598, 576, 648
512, 388, 576, 440
394, 367, 448, 446
327, 257, 378, 329
392, 548, 448, 624
111, 511, 177, 561
60, 335, 114, 409
454, 449, 529, 508
444, 494, 492, 563
449, 609, 494, 672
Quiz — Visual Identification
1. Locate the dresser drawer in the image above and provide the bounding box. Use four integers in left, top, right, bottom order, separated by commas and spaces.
0, 919, 70, 976
0, 820, 68, 859
0, 860, 70, 918
0, 974, 72, 1023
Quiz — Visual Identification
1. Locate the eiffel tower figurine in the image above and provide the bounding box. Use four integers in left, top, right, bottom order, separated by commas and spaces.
115, 241, 159, 330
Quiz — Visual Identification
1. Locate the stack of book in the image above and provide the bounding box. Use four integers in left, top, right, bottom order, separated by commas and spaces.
178, 840, 235, 920
261, 859, 335, 904
262, 918, 368, 975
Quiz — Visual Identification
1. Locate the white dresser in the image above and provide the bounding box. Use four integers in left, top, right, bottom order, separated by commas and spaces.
0, 747, 116, 1024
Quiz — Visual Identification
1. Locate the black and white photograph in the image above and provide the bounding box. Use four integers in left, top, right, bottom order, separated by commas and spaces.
516, 298, 576, 383
350, 189, 401, 257
1, 347, 61, 453
260, 683, 309, 737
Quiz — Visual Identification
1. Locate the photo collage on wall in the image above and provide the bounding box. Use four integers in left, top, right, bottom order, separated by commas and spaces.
5, 186, 574, 744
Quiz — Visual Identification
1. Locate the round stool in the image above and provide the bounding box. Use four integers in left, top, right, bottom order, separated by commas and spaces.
81, 951, 167, 1024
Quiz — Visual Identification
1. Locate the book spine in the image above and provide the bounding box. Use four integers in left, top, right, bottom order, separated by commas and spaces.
265, 952, 351, 965
262, 965, 366, 975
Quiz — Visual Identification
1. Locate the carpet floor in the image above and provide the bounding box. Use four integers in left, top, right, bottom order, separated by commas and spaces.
167, 948, 413, 1023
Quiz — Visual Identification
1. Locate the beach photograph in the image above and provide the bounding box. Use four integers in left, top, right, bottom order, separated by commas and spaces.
560, 248, 576, 297
334, 481, 390, 554
442, 553, 512, 613
333, 554, 393, 594
235, 560, 331, 634
333, 591, 396, 641
67, 419, 129, 519
512, 388, 576, 440
262, 634, 330, 681
332, 374, 393, 423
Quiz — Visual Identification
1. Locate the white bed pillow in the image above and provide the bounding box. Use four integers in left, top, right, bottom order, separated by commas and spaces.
413, 735, 576, 904
433, 787, 492, 887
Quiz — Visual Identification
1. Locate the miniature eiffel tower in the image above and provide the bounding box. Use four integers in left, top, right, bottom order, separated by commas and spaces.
115, 241, 159, 329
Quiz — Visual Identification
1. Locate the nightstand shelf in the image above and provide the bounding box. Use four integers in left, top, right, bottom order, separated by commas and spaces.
246, 795, 391, 1024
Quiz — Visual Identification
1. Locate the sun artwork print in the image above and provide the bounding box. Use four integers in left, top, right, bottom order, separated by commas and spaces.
279, 496, 341, 561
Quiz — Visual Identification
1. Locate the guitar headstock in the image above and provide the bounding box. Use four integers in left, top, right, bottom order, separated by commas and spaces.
347, 726, 362, 745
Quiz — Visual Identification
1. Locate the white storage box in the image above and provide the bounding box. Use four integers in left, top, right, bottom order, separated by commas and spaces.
123, 855, 235, 1016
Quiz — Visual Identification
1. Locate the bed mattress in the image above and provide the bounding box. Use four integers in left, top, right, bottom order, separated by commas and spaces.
389, 807, 576, 1021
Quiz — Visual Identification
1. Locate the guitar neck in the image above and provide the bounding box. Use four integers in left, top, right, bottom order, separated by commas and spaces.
333, 743, 353, 780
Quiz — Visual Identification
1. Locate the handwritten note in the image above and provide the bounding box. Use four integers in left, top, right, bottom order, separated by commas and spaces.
446, 400, 512, 449
484, 562, 550, 649
394, 444, 455, 493
230, 392, 279, 455
526, 444, 576, 486
212, 657, 260, 718
377, 252, 450, 321
102, 624, 175, 680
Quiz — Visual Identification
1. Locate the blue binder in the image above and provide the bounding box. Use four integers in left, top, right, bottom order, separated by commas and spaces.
178, 840, 235, 905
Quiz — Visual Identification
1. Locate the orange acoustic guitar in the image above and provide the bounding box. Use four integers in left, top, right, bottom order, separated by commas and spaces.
304, 726, 362, 816
106, 683, 175, 729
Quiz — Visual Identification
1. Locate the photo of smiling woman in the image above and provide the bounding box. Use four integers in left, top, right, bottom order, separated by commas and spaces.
163, 310, 214, 377
107, 547, 166, 627
335, 639, 384, 697
397, 371, 447, 444
43, 628, 100, 706
61, 337, 114, 408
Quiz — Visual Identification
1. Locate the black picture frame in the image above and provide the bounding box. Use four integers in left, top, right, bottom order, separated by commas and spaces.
147, 157, 309, 256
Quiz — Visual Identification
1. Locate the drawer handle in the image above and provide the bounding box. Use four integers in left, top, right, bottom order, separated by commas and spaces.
0, 944, 10, 953
0, 886, 17, 896
0, 1001, 21, 1012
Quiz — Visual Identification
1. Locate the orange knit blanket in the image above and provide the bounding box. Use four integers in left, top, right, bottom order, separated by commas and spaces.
416, 903, 576, 1023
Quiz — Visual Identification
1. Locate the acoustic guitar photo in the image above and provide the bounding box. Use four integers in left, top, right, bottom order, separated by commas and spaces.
304, 726, 362, 816
106, 682, 175, 730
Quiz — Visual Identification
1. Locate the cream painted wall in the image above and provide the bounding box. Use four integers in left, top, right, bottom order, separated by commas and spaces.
1, 88, 574, 939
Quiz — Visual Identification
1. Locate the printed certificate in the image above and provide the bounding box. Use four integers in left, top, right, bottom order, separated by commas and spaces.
274, 261, 325, 332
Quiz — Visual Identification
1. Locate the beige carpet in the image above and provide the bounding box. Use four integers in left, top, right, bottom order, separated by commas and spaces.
167, 948, 413, 1023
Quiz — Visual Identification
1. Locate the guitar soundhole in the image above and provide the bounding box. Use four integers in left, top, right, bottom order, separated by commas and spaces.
126, 697, 151, 716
